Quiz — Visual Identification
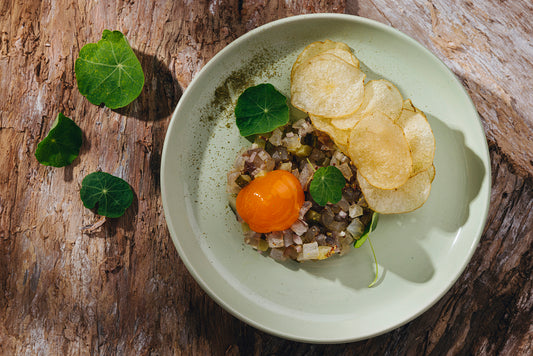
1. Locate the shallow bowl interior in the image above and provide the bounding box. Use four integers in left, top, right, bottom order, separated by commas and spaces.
161, 14, 491, 343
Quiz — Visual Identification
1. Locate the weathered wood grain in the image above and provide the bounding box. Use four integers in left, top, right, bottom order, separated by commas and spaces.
0, 0, 531, 355
349, 0, 533, 178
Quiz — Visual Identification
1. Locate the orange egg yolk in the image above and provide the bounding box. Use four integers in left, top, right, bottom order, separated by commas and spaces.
236, 170, 305, 233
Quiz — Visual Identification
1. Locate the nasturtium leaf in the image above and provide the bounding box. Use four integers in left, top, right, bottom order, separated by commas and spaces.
75, 30, 144, 109
354, 212, 379, 248
80, 172, 134, 218
34, 113, 82, 167
309, 166, 346, 206
235, 83, 289, 137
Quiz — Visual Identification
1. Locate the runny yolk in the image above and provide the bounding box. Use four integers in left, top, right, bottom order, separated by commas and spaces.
236, 170, 305, 233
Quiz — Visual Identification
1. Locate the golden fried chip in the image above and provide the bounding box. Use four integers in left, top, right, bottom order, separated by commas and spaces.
291, 53, 365, 118
357, 169, 432, 214
402, 98, 416, 112
320, 48, 359, 68
396, 108, 435, 175
291, 40, 359, 78
309, 114, 349, 153
331, 79, 403, 130
428, 164, 436, 182
348, 112, 412, 189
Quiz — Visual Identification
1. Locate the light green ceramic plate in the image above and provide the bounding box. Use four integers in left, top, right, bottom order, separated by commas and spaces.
161, 14, 491, 343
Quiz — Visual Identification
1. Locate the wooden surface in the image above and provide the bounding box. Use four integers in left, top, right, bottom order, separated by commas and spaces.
1, 0, 531, 354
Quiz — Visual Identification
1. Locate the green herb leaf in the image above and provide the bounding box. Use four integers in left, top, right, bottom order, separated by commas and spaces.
75, 30, 144, 109
34, 113, 82, 167
354, 212, 379, 248
80, 172, 134, 218
309, 166, 346, 206
235, 83, 289, 137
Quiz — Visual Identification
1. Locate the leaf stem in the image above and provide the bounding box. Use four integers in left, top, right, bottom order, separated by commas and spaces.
367, 236, 379, 287
306, 158, 316, 172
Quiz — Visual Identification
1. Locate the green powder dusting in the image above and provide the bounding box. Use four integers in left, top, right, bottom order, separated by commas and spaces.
201, 46, 283, 125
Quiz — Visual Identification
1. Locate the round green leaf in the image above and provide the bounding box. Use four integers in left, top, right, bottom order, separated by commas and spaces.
235, 83, 289, 137
80, 172, 134, 218
34, 113, 82, 167
309, 166, 346, 206
75, 30, 145, 109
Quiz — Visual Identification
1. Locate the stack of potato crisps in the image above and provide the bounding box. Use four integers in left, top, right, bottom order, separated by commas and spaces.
290, 40, 436, 214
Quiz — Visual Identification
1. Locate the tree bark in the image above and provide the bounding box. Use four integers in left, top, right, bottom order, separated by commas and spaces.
0, 0, 531, 355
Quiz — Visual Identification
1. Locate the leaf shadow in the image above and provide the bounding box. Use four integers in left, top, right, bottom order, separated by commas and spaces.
113, 49, 183, 121
119, 185, 139, 233
63, 130, 90, 182
63, 160, 76, 182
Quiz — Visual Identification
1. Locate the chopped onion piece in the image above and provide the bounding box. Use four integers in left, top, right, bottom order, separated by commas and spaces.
283, 245, 299, 259
257, 150, 275, 171
248, 151, 257, 162
338, 162, 353, 180
333, 150, 349, 163
346, 218, 365, 238
244, 231, 261, 249
349, 204, 363, 218
292, 118, 308, 129
278, 162, 292, 171
251, 168, 266, 178
234, 154, 246, 171
272, 146, 289, 161
270, 248, 287, 261
303, 225, 320, 243
266, 231, 284, 248
294, 119, 314, 137
298, 163, 314, 190
290, 219, 309, 236
330, 150, 349, 166
337, 197, 350, 212
227, 171, 241, 194
269, 128, 283, 146
317, 246, 334, 260
299, 201, 313, 219
282, 134, 301, 150
283, 230, 294, 246
299, 242, 319, 260
328, 220, 347, 232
